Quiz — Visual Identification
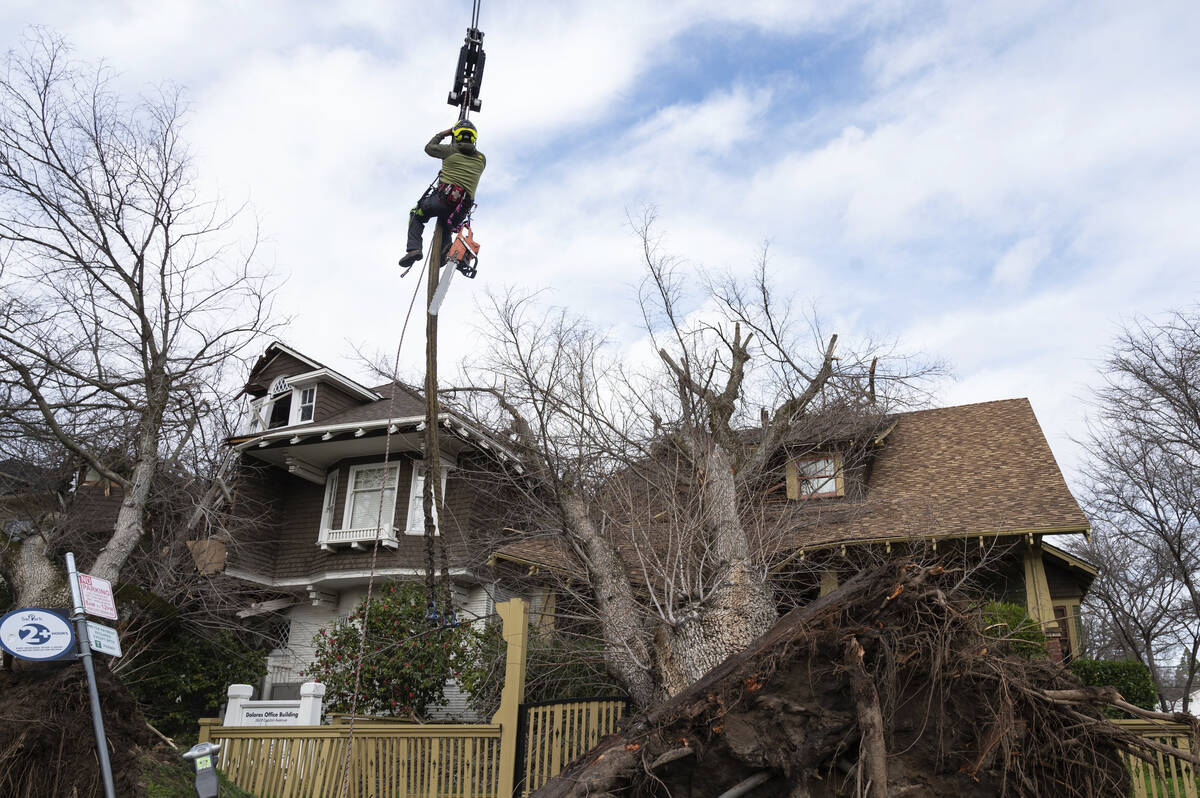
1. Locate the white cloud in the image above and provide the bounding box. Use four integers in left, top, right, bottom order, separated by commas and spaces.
3, 0, 1200, 486
992, 236, 1050, 289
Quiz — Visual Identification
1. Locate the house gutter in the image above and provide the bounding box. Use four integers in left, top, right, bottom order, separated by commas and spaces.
228, 413, 522, 462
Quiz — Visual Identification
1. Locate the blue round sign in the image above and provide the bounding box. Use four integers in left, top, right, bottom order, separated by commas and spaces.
0, 608, 75, 661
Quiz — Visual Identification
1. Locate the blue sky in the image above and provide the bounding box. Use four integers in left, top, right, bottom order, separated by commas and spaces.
3, 0, 1199, 482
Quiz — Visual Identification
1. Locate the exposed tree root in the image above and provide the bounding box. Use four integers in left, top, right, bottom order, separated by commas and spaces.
533, 562, 1185, 798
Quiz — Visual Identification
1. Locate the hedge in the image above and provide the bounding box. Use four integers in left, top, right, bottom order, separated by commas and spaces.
1070, 658, 1158, 710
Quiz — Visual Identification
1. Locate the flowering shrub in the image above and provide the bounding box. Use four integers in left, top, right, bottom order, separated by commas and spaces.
305, 581, 479, 718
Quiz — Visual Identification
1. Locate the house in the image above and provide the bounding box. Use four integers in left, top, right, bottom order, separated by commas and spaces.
218, 343, 532, 711
492, 398, 1095, 662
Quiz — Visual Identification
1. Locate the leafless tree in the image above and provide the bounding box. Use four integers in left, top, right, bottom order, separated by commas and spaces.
0, 30, 276, 605
1077, 309, 1200, 711
1075, 532, 1194, 709
443, 212, 939, 704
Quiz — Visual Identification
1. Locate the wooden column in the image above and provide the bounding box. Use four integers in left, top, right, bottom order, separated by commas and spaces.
493, 598, 530, 798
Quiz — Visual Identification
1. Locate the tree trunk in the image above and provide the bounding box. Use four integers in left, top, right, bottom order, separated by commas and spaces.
562, 494, 657, 706
1, 531, 69, 608
656, 444, 777, 695
90, 408, 161, 583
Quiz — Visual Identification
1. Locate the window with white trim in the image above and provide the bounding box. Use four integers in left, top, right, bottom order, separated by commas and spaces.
342, 464, 400, 531
319, 469, 340, 531
405, 464, 450, 534
293, 386, 317, 424
787, 455, 843, 499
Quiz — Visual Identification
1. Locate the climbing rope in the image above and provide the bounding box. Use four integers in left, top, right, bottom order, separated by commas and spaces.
336, 245, 430, 798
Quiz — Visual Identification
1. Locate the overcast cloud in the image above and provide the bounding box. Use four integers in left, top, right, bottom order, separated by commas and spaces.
3, 0, 1198, 481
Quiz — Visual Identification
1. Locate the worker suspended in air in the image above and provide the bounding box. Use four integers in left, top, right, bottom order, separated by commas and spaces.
398, 120, 486, 271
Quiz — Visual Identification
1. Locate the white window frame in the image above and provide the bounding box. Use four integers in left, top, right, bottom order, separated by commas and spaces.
290, 384, 318, 425
341, 463, 401, 533
405, 462, 452, 535
246, 396, 271, 433
319, 469, 340, 533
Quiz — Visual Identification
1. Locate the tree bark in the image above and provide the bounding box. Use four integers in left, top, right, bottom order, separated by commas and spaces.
656, 444, 777, 694
562, 493, 657, 706
1, 532, 69, 608
90, 406, 162, 582
845, 636, 888, 798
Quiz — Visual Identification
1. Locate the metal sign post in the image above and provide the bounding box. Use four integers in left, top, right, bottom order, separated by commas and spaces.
66, 552, 116, 798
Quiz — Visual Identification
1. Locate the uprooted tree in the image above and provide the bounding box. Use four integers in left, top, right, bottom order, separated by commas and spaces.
443, 214, 939, 706
533, 561, 1200, 798
0, 30, 276, 607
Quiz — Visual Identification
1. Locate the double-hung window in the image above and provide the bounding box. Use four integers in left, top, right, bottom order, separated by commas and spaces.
342, 464, 401, 531
787, 455, 843, 499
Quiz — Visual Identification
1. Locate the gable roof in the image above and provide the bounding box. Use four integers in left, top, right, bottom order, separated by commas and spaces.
493, 397, 1089, 573
243, 342, 381, 401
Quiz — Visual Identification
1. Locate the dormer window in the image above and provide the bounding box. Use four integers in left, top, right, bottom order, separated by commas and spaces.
268, 394, 292, 428
296, 387, 316, 423
787, 454, 844, 499
242, 383, 318, 433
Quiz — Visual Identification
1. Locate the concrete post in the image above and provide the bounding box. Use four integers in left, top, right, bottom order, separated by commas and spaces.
492, 598, 530, 798
298, 681, 327, 725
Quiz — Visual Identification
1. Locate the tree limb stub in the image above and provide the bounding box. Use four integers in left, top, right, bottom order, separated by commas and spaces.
844, 635, 888, 798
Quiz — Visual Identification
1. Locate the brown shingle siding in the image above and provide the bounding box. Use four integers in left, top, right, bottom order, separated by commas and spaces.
314, 384, 361, 424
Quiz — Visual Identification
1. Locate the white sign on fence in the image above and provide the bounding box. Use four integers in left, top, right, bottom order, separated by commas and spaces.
77, 573, 119, 620
86, 621, 122, 657
223, 682, 325, 726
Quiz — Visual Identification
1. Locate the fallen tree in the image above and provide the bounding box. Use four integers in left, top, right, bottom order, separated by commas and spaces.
533, 562, 1200, 798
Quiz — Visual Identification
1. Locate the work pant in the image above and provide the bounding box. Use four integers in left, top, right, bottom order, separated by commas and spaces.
407, 183, 472, 259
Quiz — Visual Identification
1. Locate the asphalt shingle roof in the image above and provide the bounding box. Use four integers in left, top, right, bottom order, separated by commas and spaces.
495, 398, 1089, 572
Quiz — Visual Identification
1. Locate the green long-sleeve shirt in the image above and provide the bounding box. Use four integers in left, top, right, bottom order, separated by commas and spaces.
425, 133, 486, 197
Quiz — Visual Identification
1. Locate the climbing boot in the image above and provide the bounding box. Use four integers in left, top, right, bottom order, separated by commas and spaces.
398, 249, 422, 269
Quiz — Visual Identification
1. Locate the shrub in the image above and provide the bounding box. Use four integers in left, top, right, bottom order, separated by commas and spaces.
123, 627, 267, 743
463, 625, 626, 717
1070, 658, 1157, 711
306, 581, 480, 718
982, 601, 1048, 658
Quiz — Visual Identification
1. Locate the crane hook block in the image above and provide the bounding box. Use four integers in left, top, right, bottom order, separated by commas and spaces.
447, 28, 486, 113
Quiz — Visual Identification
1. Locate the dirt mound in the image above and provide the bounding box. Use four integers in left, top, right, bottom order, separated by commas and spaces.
534, 562, 1197, 798
0, 658, 157, 797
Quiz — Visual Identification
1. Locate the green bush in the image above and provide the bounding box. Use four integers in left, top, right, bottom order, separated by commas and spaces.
124, 628, 267, 744
463, 624, 626, 718
982, 601, 1048, 658
1070, 658, 1157, 711
306, 581, 480, 718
